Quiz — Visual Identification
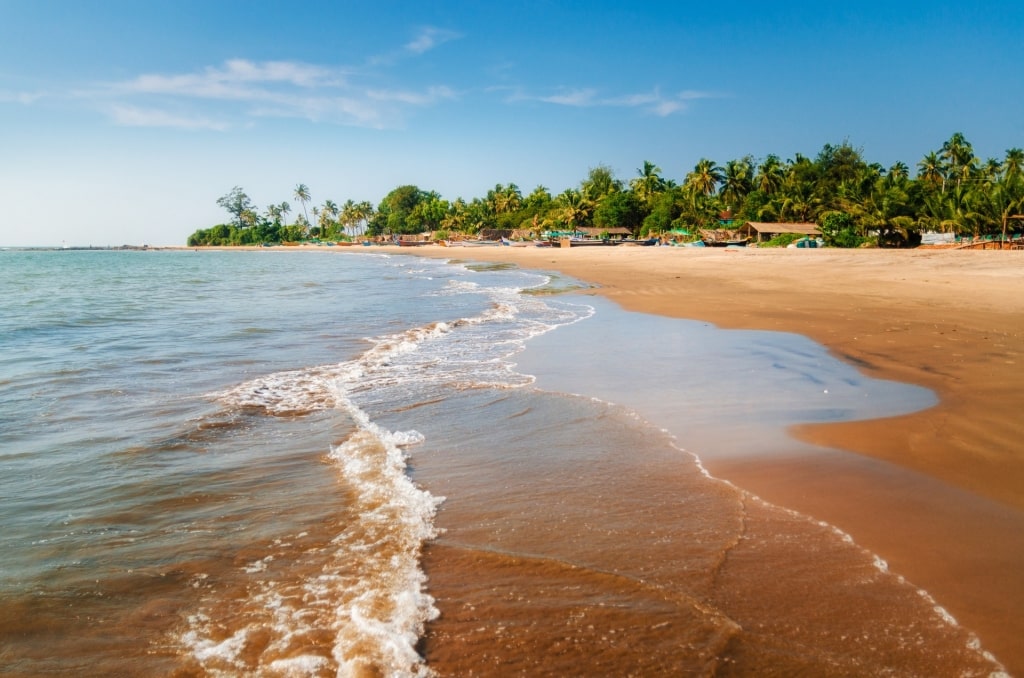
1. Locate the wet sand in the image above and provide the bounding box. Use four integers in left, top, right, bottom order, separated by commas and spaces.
372, 244, 1024, 673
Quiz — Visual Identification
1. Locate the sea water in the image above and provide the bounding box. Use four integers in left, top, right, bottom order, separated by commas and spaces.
0, 249, 1004, 676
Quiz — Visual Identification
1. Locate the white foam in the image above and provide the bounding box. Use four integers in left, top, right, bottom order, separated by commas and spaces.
185, 264, 594, 674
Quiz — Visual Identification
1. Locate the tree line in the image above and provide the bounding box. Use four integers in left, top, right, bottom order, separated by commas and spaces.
188, 133, 1024, 247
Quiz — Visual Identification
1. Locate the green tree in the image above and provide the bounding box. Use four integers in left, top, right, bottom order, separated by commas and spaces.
917, 151, 946, 191
756, 155, 785, 195
593, 191, 644, 235
370, 185, 428, 235
819, 210, 862, 247
940, 133, 975, 190
685, 158, 724, 197
720, 157, 753, 209
630, 161, 666, 205
216, 186, 254, 227
581, 165, 622, 203
557, 189, 592, 230
293, 184, 311, 233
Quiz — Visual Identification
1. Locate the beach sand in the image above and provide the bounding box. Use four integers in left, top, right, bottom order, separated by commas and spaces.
370, 244, 1024, 673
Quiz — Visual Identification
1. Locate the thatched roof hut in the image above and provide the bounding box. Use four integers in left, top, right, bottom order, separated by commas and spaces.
478, 228, 513, 241
737, 222, 821, 242
578, 226, 633, 239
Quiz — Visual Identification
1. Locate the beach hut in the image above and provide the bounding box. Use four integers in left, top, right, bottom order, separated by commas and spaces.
578, 226, 633, 241
477, 228, 513, 241
737, 222, 821, 244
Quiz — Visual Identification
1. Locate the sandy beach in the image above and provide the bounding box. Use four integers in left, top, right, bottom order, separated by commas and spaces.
359, 244, 1024, 673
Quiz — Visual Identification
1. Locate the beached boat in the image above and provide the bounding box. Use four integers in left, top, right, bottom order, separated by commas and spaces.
395, 239, 431, 247
501, 237, 530, 247
568, 238, 618, 247
460, 240, 502, 247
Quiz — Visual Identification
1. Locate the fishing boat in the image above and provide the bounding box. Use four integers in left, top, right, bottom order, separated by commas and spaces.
568, 238, 618, 247
460, 240, 502, 247
500, 237, 530, 247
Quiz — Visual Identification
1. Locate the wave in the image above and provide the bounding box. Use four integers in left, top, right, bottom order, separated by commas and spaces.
179, 267, 593, 675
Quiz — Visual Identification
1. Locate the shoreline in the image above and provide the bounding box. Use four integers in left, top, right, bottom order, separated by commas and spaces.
184, 244, 1024, 672
359, 244, 1024, 673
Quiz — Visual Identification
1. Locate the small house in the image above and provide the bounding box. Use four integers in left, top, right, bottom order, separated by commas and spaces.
737, 222, 821, 243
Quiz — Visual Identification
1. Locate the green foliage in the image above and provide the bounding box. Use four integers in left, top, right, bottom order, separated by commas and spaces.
819, 211, 863, 248
191, 135, 1024, 248
760, 232, 803, 247
641, 189, 683, 236
369, 185, 434, 235
216, 187, 254, 227
593, 191, 644, 234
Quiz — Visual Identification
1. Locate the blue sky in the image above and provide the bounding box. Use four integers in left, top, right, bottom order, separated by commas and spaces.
1, 0, 1021, 246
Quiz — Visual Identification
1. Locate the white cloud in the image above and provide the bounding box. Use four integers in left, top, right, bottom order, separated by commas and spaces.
100, 57, 456, 130
0, 90, 44, 105
526, 86, 720, 116
539, 88, 599, 107
119, 59, 346, 100
108, 105, 230, 130
405, 27, 461, 54
367, 86, 456, 106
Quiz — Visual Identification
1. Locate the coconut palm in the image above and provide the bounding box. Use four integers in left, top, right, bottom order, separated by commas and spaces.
755, 155, 785, 195
720, 158, 753, 208
581, 165, 621, 203
354, 201, 374, 236
1004, 148, 1024, 182
557, 189, 591, 230
940, 133, 975, 190
266, 204, 282, 226
294, 184, 311, 227
630, 161, 666, 205
279, 201, 291, 226
917, 152, 945, 191
888, 161, 909, 181
685, 159, 724, 197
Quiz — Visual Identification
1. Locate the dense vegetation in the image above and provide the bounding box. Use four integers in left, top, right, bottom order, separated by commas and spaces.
188, 134, 1024, 247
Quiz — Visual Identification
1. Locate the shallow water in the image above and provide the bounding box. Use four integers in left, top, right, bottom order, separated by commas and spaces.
0, 249, 1005, 676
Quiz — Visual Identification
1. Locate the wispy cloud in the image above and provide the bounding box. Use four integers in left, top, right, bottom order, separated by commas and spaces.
108, 105, 229, 131
539, 88, 599, 107
0, 90, 45, 105
520, 86, 721, 116
405, 26, 461, 54
96, 57, 456, 130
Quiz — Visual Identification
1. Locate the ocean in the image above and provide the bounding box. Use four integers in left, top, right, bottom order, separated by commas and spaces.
0, 249, 1005, 676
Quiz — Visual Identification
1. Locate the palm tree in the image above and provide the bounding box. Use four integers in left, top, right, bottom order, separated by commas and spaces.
441, 198, 469, 232
558, 189, 591, 230
339, 199, 356, 238
490, 183, 522, 214
355, 201, 374, 236
917, 152, 945, 191
720, 158, 753, 209
321, 200, 339, 239
888, 161, 909, 181
1004, 148, 1024, 182
941, 133, 974, 190
630, 161, 666, 205
685, 159, 724, 197
279, 201, 291, 226
294, 184, 311, 227
266, 204, 281, 226
581, 165, 621, 203
755, 155, 785, 195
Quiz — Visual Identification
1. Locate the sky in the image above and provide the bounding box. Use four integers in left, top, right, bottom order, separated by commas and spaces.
1, 0, 1022, 246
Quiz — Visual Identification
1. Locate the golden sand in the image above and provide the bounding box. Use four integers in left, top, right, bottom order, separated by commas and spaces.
363, 244, 1024, 672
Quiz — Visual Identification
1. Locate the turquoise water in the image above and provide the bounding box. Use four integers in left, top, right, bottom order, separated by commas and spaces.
0, 249, 1003, 676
